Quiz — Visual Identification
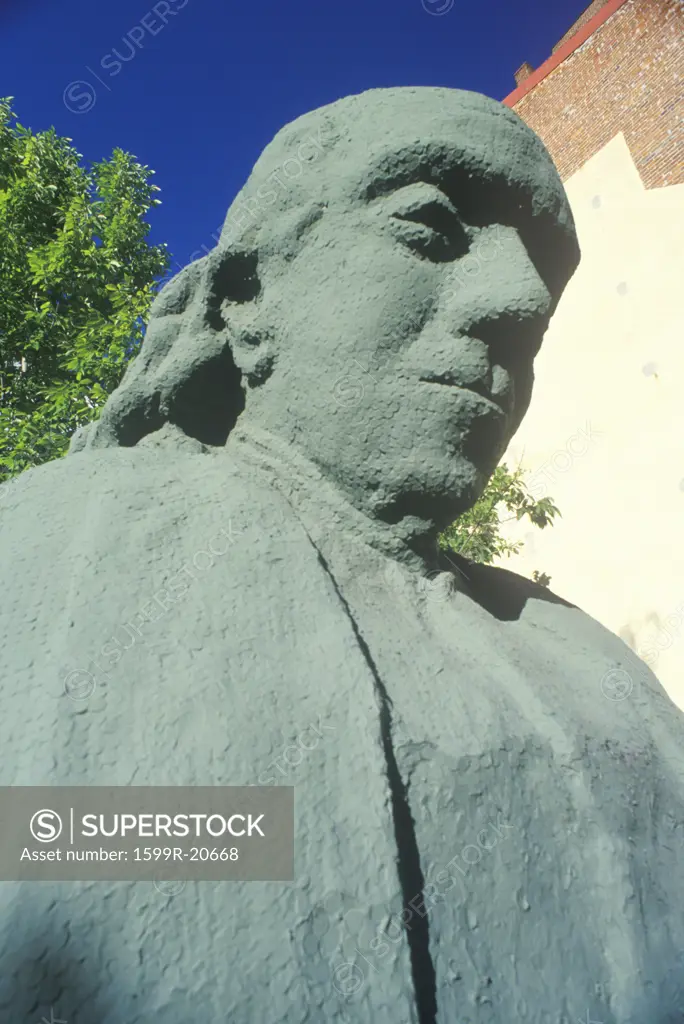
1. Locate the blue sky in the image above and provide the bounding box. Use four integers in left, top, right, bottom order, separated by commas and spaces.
1, 0, 585, 277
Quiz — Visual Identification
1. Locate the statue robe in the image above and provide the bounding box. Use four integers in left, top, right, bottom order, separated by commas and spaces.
1, 423, 683, 1024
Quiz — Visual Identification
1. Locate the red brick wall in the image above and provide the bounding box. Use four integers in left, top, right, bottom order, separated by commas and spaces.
552, 0, 613, 53
511, 0, 683, 188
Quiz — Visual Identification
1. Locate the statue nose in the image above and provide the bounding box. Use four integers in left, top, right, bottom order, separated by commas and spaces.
441, 224, 552, 339
438, 226, 557, 362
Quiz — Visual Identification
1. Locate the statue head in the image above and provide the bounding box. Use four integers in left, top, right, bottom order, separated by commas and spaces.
80, 87, 579, 536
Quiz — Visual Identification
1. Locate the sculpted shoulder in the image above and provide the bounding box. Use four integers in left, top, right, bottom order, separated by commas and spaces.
456, 553, 644, 674
0, 433, 285, 553
450, 554, 684, 756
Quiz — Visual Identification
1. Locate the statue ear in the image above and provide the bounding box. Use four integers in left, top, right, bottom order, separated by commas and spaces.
204, 245, 260, 325
204, 246, 273, 387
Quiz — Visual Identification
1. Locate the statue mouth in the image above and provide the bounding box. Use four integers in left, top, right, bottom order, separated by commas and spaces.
418, 374, 504, 415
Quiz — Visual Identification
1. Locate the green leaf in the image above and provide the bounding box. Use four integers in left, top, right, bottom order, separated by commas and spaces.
0, 98, 170, 485
440, 459, 561, 570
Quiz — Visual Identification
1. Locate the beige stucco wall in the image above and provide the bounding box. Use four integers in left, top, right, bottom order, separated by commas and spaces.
497, 132, 684, 708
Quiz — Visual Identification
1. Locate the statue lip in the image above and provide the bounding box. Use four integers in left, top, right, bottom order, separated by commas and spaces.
418, 372, 501, 409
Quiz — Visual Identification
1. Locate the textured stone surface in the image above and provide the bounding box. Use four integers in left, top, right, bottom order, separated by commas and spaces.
2, 86, 684, 1023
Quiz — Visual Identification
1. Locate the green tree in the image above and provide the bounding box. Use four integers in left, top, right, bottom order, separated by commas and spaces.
0, 97, 169, 482
440, 462, 560, 581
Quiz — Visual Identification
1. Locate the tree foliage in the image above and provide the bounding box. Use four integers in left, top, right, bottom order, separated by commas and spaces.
0, 97, 169, 482
440, 462, 560, 580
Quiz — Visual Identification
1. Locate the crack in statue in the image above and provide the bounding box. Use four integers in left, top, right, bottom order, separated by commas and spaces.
2, 87, 684, 1023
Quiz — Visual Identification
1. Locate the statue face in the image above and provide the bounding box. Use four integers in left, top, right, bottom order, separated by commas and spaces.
95, 89, 577, 539
236, 95, 577, 533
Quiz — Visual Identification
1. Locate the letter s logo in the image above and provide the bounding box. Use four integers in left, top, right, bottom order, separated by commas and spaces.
30, 809, 63, 843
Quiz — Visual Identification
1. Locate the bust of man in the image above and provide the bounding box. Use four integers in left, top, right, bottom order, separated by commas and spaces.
2, 87, 683, 1024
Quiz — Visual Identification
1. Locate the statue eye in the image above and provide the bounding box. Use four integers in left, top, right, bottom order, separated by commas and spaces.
390, 201, 471, 262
